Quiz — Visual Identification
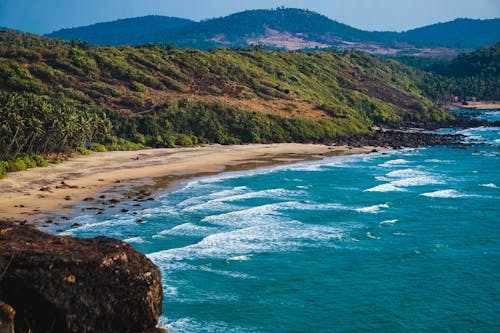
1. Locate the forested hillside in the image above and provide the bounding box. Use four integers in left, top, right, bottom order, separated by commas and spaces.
0, 29, 451, 177
389, 43, 500, 101
47, 8, 500, 53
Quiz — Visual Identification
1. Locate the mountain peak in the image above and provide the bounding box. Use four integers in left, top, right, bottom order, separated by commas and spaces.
45, 9, 500, 51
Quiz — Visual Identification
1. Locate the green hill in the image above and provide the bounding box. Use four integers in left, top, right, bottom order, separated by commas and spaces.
388, 43, 500, 101
45, 8, 499, 53
47, 16, 194, 46
0, 29, 451, 175
379, 18, 500, 49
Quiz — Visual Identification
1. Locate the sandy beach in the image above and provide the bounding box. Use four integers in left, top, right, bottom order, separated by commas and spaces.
0, 143, 379, 223
446, 101, 500, 110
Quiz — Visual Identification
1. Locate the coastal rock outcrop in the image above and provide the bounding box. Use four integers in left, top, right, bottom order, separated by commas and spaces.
0, 221, 165, 333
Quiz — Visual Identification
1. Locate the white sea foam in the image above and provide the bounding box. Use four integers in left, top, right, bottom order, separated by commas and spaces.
177, 186, 249, 207
355, 203, 389, 213
390, 176, 443, 187
165, 317, 253, 333
215, 188, 301, 202
60, 215, 135, 235
123, 236, 145, 244
378, 159, 409, 167
199, 266, 253, 279
366, 232, 381, 240
421, 189, 469, 198
380, 219, 399, 225
201, 201, 349, 227
179, 187, 307, 214
364, 184, 407, 192
201, 202, 288, 227
227, 255, 252, 262
181, 200, 235, 213
367, 168, 443, 192
148, 221, 343, 263
154, 223, 215, 237
425, 159, 452, 163
386, 168, 427, 178
164, 285, 178, 297
480, 183, 498, 188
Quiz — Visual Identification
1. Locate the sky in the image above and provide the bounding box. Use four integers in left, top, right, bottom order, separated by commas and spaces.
0, 0, 499, 34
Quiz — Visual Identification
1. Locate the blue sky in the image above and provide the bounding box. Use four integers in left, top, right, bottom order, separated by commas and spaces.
1, 0, 499, 34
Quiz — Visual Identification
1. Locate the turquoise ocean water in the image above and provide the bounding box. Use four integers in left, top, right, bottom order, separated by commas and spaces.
57, 110, 499, 332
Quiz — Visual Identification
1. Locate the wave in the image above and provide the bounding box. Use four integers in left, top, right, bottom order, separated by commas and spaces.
355, 203, 389, 213
176, 186, 248, 208
165, 317, 254, 333
123, 236, 145, 244
201, 201, 349, 227
147, 221, 344, 262
366, 232, 381, 240
386, 168, 427, 178
364, 184, 407, 192
380, 219, 399, 225
390, 176, 443, 187
367, 168, 443, 192
378, 159, 409, 167
421, 189, 470, 198
59, 215, 134, 235
154, 223, 215, 238
424, 159, 452, 163
212, 188, 303, 203
480, 183, 498, 188
227, 255, 252, 262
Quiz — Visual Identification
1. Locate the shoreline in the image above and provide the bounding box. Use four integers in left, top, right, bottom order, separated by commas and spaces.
0, 143, 380, 225
445, 101, 499, 110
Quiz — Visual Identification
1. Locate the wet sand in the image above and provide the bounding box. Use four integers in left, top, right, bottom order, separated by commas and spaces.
0, 144, 380, 223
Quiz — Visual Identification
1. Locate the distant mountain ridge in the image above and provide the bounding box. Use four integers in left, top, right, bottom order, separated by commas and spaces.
46, 8, 500, 54
378, 18, 500, 48
47, 15, 194, 46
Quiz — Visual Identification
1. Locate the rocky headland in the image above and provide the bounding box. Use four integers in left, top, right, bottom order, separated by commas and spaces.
0, 221, 165, 333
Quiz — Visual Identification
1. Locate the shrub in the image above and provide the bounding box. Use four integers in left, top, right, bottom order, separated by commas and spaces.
0, 161, 8, 179
174, 134, 197, 146
131, 81, 146, 92
77, 146, 91, 155
105, 137, 145, 151
89, 143, 108, 152
31, 154, 49, 167
7, 158, 27, 172
22, 155, 37, 168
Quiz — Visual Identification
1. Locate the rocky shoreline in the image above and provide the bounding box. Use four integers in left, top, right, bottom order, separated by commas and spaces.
0, 221, 166, 333
333, 130, 463, 149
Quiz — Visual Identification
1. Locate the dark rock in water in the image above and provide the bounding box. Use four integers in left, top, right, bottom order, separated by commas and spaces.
0, 221, 164, 333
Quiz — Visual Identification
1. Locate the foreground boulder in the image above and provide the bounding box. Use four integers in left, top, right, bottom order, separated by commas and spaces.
0, 221, 164, 333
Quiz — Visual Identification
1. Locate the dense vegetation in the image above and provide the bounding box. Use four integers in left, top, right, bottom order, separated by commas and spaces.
388, 43, 500, 100
0, 28, 456, 178
47, 8, 500, 51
